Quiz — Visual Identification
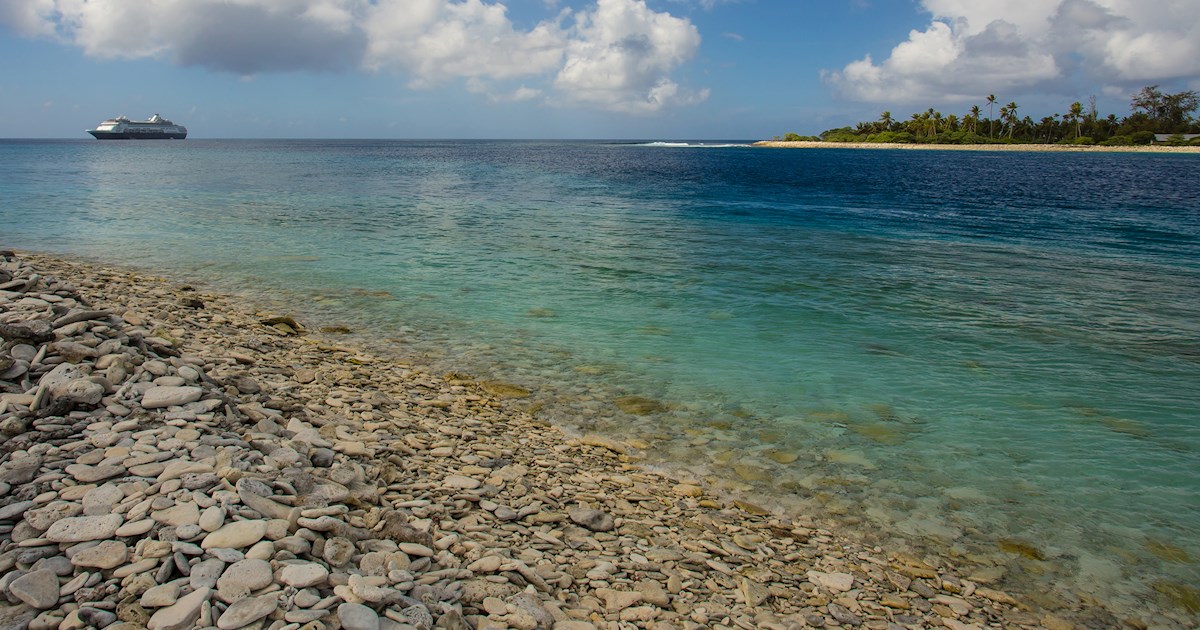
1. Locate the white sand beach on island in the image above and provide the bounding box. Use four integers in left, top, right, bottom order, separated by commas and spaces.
753, 140, 1200, 153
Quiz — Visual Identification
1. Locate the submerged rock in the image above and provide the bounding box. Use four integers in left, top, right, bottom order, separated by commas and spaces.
613, 395, 666, 415
998, 538, 1046, 561
479, 381, 531, 398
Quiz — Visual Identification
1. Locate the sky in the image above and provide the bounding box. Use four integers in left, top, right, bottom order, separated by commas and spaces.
1, 0, 1198, 139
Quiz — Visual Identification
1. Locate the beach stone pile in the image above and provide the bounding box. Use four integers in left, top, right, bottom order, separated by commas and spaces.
0, 251, 1124, 629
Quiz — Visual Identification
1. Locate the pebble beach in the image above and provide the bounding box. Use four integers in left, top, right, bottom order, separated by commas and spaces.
0, 250, 1183, 630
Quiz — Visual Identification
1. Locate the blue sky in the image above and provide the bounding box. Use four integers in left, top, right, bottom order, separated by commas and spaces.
1, 0, 1197, 139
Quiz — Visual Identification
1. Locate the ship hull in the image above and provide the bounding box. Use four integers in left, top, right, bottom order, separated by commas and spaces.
88, 130, 187, 140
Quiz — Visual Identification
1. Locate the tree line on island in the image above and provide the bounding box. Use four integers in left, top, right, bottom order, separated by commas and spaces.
777, 86, 1200, 146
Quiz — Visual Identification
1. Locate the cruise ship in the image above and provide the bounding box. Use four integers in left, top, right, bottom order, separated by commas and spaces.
87, 114, 187, 139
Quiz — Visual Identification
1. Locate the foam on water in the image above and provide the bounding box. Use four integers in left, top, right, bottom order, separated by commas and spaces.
637, 141, 752, 148
2, 139, 1198, 622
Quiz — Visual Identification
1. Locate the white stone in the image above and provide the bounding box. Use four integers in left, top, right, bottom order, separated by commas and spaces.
807, 570, 855, 593
44, 514, 123, 543
201, 520, 267, 550
278, 562, 329, 588
442, 474, 480, 489
152, 501, 200, 527
70, 540, 128, 569
199, 506, 225, 532
141, 386, 204, 409
141, 582, 181, 608
147, 586, 210, 630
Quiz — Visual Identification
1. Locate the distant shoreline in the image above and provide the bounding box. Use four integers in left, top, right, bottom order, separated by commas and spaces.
752, 140, 1200, 153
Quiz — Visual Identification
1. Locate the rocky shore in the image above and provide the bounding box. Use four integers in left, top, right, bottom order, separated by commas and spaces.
0, 251, 1153, 629
752, 141, 1200, 153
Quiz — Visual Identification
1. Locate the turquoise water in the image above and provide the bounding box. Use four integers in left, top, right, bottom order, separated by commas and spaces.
3, 139, 1199, 619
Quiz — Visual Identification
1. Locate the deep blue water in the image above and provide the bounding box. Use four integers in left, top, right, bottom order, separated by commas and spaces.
3, 139, 1199, 619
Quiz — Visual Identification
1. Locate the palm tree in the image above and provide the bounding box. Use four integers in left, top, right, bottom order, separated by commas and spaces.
879, 111, 893, 133
946, 114, 959, 134
931, 109, 943, 139
1069, 101, 1083, 138
986, 94, 997, 138
1005, 101, 1018, 138
969, 105, 981, 134
1039, 116, 1056, 143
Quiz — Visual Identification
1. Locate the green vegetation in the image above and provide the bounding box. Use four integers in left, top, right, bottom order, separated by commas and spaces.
775, 85, 1200, 146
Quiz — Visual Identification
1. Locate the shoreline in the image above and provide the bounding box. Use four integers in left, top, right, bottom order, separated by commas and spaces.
1, 250, 1192, 629
752, 140, 1200, 153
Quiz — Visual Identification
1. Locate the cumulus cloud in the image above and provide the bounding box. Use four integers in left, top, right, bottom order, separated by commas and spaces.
555, 0, 707, 112
0, 0, 705, 113
825, 0, 1200, 103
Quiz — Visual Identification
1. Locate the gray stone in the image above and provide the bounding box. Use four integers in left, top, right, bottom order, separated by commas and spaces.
338, 603, 380, 630
26, 501, 84, 531
0, 500, 35, 521
828, 603, 862, 626
0, 457, 40, 484
399, 604, 432, 630
37, 362, 84, 389
190, 558, 226, 589
9, 569, 60, 609
217, 558, 273, 597
64, 463, 126, 483
77, 607, 119, 628
323, 537, 355, 567
49, 378, 105, 406
236, 477, 292, 520
310, 448, 336, 467
567, 506, 615, 532
217, 593, 279, 630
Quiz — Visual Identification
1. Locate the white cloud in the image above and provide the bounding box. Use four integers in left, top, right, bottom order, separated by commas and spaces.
555, 0, 706, 113
362, 0, 567, 86
826, 0, 1200, 103
0, 0, 705, 113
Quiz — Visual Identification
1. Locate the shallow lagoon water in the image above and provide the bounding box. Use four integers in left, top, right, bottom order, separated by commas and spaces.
3, 139, 1199, 619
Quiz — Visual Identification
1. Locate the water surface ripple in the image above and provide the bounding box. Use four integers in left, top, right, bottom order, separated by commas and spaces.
3, 139, 1198, 620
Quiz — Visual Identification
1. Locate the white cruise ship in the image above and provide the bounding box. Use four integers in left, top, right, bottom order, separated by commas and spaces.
87, 114, 187, 139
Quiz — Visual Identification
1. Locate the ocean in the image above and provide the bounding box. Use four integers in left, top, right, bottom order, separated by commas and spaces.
3, 139, 1198, 618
